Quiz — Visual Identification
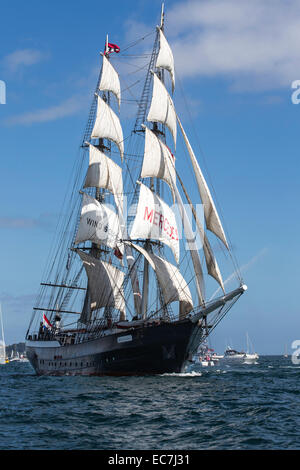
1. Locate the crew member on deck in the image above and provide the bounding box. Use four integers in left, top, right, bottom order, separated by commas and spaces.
54, 315, 61, 333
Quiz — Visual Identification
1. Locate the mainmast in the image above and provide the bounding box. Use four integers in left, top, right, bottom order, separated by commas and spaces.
129, 3, 240, 318
139, 3, 169, 320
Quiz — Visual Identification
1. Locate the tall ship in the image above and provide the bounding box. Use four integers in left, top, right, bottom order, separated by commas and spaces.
25, 5, 247, 376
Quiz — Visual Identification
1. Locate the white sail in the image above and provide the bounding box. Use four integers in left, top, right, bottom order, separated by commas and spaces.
161, 151, 205, 304
128, 242, 193, 316
77, 250, 125, 319
75, 193, 123, 253
99, 53, 121, 109
177, 116, 228, 249
82, 145, 143, 314
0, 304, 5, 365
84, 143, 123, 214
91, 95, 124, 161
130, 182, 179, 263
147, 73, 177, 149
141, 125, 176, 201
197, 218, 224, 293
156, 28, 175, 93
172, 181, 205, 305
176, 172, 225, 292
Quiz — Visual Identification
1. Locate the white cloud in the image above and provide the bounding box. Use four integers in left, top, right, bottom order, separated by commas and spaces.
0, 213, 58, 230
161, 0, 300, 91
2, 48, 46, 73
3, 94, 87, 125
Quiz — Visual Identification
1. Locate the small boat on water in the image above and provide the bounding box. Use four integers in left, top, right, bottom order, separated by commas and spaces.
211, 353, 224, 360
9, 349, 20, 362
192, 343, 221, 367
0, 304, 8, 365
194, 355, 215, 367
19, 354, 29, 363
222, 347, 246, 361
243, 352, 259, 364
221, 347, 258, 364
244, 333, 259, 363
221, 333, 259, 364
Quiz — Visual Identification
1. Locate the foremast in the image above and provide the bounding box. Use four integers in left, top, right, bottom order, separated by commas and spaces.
74, 34, 142, 325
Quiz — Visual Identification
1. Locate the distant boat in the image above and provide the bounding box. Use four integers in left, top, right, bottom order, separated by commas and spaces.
221, 334, 259, 364
221, 347, 258, 363
243, 352, 259, 364
19, 354, 29, 363
192, 342, 219, 367
221, 347, 247, 362
0, 304, 7, 365
284, 344, 288, 358
244, 333, 259, 363
9, 349, 20, 362
211, 353, 224, 360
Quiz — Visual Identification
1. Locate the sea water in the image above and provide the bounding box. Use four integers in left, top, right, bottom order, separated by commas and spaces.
0, 356, 299, 450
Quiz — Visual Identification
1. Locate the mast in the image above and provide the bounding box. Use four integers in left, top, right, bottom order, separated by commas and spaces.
143, 3, 166, 318
0, 304, 6, 364
131, 6, 206, 317
82, 40, 109, 325
79, 33, 120, 325
160, 2, 165, 30
141, 242, 150, 319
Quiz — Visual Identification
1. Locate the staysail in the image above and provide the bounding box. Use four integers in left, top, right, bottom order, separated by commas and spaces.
170, 178, 205, 305
177, 116, 228, 249
175, 172, 225, 293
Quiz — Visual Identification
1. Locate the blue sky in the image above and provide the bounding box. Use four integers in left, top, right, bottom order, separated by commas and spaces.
0, 0, 299, 354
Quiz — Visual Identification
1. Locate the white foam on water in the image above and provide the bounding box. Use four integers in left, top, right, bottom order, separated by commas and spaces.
160, 371, 202, 377
279, 365, 300, 369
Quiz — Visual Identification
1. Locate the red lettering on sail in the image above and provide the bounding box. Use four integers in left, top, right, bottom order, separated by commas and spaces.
153, 211, 160, 226
159, 214, 164, 230
164, 217, 170, 234
144, 206, 153, 223
143, 206, 177, 242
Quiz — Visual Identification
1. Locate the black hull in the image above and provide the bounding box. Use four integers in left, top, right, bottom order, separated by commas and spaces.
26, 319, 203, 376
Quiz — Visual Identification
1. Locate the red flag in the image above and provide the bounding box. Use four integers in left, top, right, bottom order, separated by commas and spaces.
42, 313, 53, 330
106, 43, 120, 54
